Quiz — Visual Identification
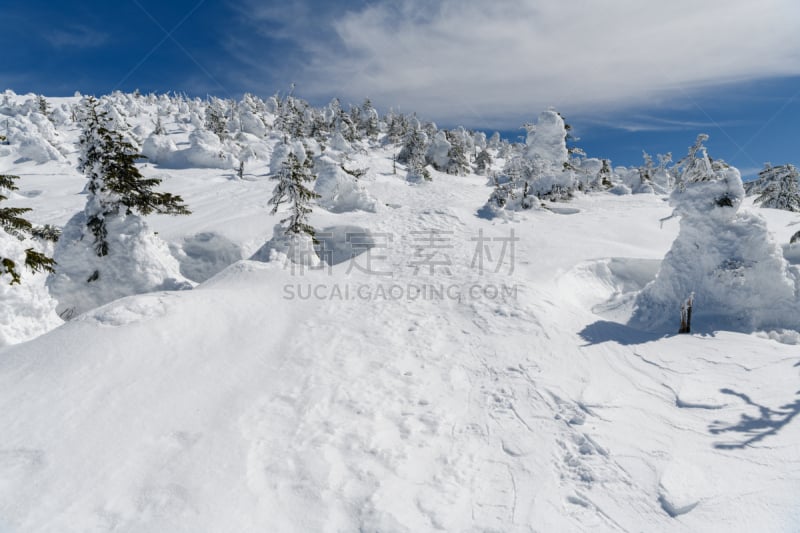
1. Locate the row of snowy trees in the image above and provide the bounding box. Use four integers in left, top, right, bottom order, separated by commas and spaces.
3, 89, 800, 331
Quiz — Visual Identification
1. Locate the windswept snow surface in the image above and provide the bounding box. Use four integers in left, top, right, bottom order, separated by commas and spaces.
1, 93, 799, 532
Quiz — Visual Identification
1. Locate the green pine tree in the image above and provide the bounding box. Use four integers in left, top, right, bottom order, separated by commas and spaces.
79, 96, 190, 257
269, 151, 320, 238
36, 95, 52, 118
0, 174, 56, 284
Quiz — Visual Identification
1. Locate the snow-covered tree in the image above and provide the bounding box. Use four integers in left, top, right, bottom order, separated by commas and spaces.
386, 111, 408, 144
47, 97, 192, 318
398, 124, 430, 181
631, 135, 800, 333
445, 131, 470, 176
360, 99, 380, 140
0, 174, 56, 284
269, 148, 320, 238
475, 148, 492, 175
594, 159, 613, 190
152, 116, 166, 135
77, 97, 189, 256
205, 98, 229, 140
752, 163, 800, 212
35, 95, 51, 119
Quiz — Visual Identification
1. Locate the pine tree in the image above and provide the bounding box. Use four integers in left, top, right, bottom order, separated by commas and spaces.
475, 148, 493, 175
754, 163, 800, 212
78, 96, 190, 257
269, 151, 320, 238
0, 174, 56, 284
595, 159, 613, 189
153, 116, 166, 135
386, 111, 407, 144
399, 128, 430, 181
639, 151, 655, 184
675, 134, 712, 188
360, 99, 380, 140
36, 95, 52, 118
445, 131, 470, 176
204, 99, 228, 140
397, 126, 427, 165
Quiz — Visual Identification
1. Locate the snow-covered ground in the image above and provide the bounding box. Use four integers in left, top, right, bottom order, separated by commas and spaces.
1, 93, 799, 532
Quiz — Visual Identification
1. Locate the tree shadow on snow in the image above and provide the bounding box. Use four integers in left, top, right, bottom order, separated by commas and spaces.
579, 320, 667, 346
475, 205, 498, 220
709, 389, 800, 449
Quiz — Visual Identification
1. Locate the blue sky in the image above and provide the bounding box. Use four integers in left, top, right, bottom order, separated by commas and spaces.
3, 0, 800, 176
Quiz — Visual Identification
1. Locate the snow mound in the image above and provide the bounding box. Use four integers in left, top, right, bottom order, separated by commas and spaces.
561, 258, 660, 322
658, 461, 708, 517
141, 133, 178, 165
609, 183, 632, 196
170, 232, 242, 283
314, 156, 378, 213
251, 224, 321, 268
47, 212, 193, 318
154, 130, 238, 170
183, 130, 237, 169
316, 225, 375, 266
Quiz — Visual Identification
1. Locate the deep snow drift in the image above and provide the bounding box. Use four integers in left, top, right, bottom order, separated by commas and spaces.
1, 91, 799, 533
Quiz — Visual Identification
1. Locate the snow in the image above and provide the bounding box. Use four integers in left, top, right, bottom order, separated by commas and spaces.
0, 91, 799, 532
47, 211, 193, 318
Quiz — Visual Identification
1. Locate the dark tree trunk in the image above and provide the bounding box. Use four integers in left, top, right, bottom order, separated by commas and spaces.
679, 293, 694, 334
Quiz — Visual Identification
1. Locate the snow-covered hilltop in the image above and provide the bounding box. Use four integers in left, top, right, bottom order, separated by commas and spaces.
1, 89, 799, 532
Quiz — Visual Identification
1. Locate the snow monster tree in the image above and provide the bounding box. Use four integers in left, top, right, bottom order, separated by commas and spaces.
630, 135, 800, 333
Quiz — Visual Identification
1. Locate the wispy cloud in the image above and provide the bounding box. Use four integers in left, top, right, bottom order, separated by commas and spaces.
45, 25, 109, 49
585, 115, 754, 133
233, 0, 800, 128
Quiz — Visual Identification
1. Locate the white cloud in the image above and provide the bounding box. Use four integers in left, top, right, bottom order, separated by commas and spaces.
584, 115, 753, 133
280, 0, 800, 127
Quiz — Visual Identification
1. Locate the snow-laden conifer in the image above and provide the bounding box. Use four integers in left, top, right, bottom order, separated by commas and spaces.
752, 164, 800, 212
47, 96, 192, 318
0, 174, 55, 284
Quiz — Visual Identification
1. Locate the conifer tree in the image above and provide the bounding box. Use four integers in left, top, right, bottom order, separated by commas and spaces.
204, 100, 228, 140
754, 163, 800, 212
0, 174, 56, 284
35, 95, 52, 118
386, 111, 407, 144
399, 127, 431, 181
269, 150, 320, 238
153, 116, 166, 135
360, 99, 380, 139
475, 148, 493, 175
78, 96, 190, 257
397, 126, 427, 165
595, 159, 613, 189
639, 152, 655, 184
445, 131, 470, 176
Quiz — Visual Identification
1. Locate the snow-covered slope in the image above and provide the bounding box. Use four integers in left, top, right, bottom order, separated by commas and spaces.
1, 92, 799, 532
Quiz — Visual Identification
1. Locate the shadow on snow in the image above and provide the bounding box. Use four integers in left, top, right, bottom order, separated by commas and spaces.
578, 320, 668, 346
709, 388, 800, 450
